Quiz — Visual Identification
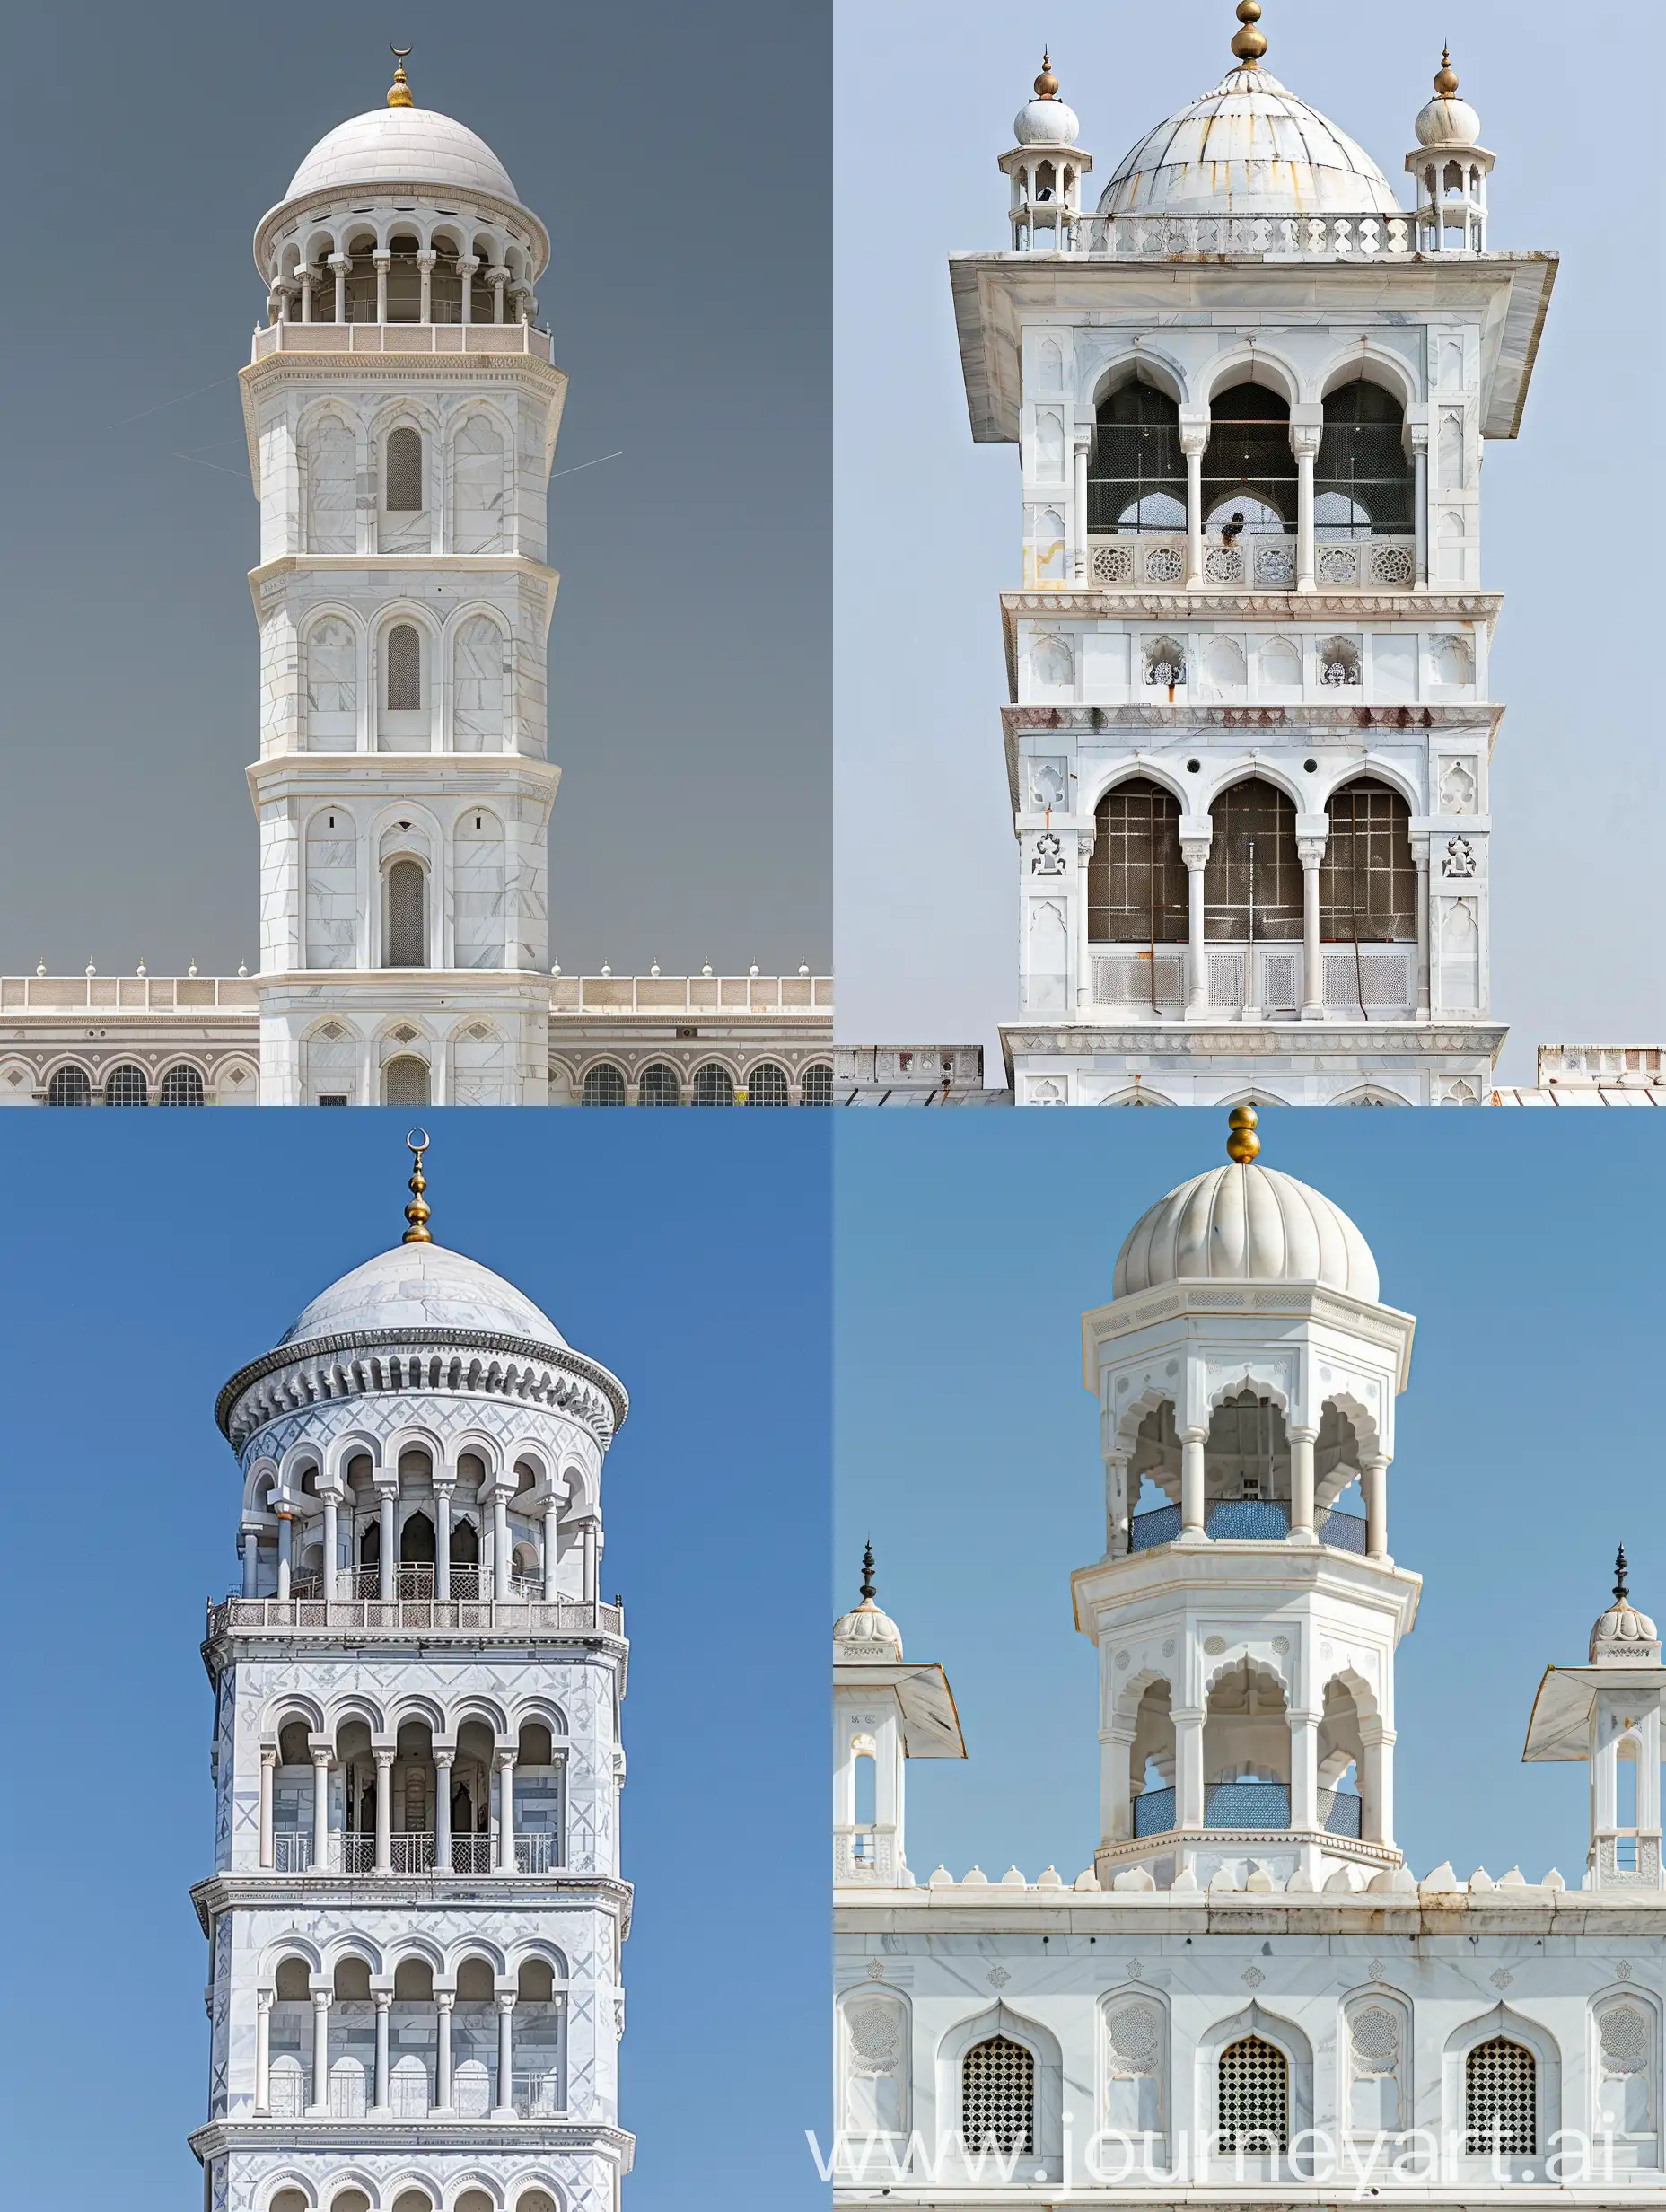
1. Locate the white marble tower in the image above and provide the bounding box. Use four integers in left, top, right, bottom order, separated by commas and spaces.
189, 1141, 632, 2212
245, 57, 566, 1105
952, 11, 1558, 1102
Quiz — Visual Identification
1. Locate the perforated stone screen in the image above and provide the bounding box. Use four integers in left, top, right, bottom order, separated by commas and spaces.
962, 2034, 1034, 2156
1219, 2034, 1289, 2153
1466, 2037, 1536, 2156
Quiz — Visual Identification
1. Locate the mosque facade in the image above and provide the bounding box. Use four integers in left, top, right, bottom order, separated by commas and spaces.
832, 1111, 1666, 2198
190, 1146, 633, 2212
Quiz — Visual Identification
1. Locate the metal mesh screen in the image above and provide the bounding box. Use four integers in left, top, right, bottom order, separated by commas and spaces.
1219, 2035, 1289, 2153
46, 1065, 92, 1106
159, 1064, 206, 1106
692, 1062, 735, 1106
1466, 2038, 1536, 2155
747, 1061, 791, 1105
385, 859, 427, 968
383, 1056, 430, 1108
1091, 777, 1188, 944
104, 1062, 149, 1107
963, 2035, 1035, 2157
1202, 385, 1296, 535
386, 426, 424, 511
802, 1062, 834, 1106
637, 1061, 681, 1106
387, 623, 422, 712
1320, 778, 1416, 942
1316, 382, 1412, 538
1204, 781, 1302, 940
582, 1063, 627, 1107
1090, 383, 1186, 533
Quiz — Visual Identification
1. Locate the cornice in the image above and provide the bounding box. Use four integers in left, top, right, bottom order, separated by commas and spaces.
1083, 1275, 1416, 1359
189, 2116, 632, 2159
1001, 702, 1504, 736
249, 551, 557, 588
999, 1020, 1506, 1055
243, 756, 563, 801
190, 1868, 631, 1934
1003, 588, 1504, 624
835, 1885, 1666, 1936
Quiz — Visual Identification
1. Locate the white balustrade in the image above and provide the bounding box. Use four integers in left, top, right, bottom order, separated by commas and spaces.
1086, 533, 1415, 592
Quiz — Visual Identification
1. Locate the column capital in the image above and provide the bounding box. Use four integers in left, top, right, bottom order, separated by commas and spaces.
494, 1990, 517, 2013
311, 1988, 332, 2010
434, 1746, 456, 1769
259, 1743, 279, 1769
1287, 1422, 1321, 1443
435, 1990, 455, 2012
1179, 837, 1212, 872
494, 1747, 516, 1770
1362, 1451, 1391, 1473
372, 249, 392, 269
256, 1988, 275, 2014
373, 1988, 393, 2012
327, 252, 350, 271
416, 249, 438, 269
373, 1746, 398, 1770
1295, 838, 1327, 869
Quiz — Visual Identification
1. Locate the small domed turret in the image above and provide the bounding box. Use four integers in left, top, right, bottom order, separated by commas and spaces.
1013, 50, 1081, 147
1000, 53, 1093, 250
833, 1541, 905, 1659
1415, 46, 1483, 147
1591, 1548, 1662, 1663
1404, 47, 1494, 253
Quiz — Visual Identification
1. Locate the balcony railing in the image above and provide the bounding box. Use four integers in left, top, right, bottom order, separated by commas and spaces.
251, 320, 554, 363
207, 1593, 621, 1638
331, 1832, 498, 1874
1084, 531, 1416, 592
1079, 212, 1416, 261
1090, 944, 1416, 1023
1131, 1784, 1363, 1837
1127, 1501, 1367, 1553
511, 2069, 566, 2119
272, 1833, 313, 1873
514, 1833, 560, 1874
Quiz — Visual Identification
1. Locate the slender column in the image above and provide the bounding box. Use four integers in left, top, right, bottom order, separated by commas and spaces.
276, 1511, 293, 1600
373, 249, 390, 323
374, 1748, 395, 1873
1180, 425, 1208, 584
541, 1497, 561, 1598
1362, 1454, 1390, 1561
321, 1494, 338, 1598
1289, 1426, 1318, 1543
311, 1743, 331, 1871
434, 1479, 454, 1600
309, 1989, 331, 2113
1293, 422, 1321, 592
298, 269, 313, 324
1075, 832, 1092, 1013
434, 1748, 454, 1869
493, 1993, 517, 2114
1104, 1452, 1131, 1558
1298, 838, 1326, 1020
488, 267, 507, 323
493, 1491, 511, 1599
582, 1516, 600, 1603
1179, 1426, 1207, 1540
434, 1993, 454, 2111
1359, 1723, 1395, 1844
329, 253, 347, 321
1181, 839, 1210, 1017
254, 1990, 273, 2112
1290, 1710, 1320, 1831
372, 1990, 391, 2113
496, 1750, 518, 1872
459, 256, 478, 324
1072, 436, 1090, 584
259, 1745, 277, 1868
1102, 1720, 1136, 1843
1175, 1707, 1206, 1828
1413, 842, 1432, 1019
1411, 428, 1430, 584
241, 1528, 259, 1597
416, 248, 436, 321
378, 1484, 398, 1597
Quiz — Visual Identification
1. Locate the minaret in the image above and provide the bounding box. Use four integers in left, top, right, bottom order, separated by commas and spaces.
245, 55, 566, 1105
189, 1139, 633, 2212
951, 9, 1556, 1103
1074, 1108, 1421, 1888
1525, 1548, 1666, 1890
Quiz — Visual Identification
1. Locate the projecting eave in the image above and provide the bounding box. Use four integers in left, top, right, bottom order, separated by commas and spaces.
834, 1657, 966, 1759
1523, 1662, 1666, 1762
949, 249, 1557, 444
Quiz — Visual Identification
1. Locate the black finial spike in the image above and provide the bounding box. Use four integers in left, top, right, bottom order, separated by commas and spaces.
860, 1540, 877, 1603
1615, 1545, 1630, 1605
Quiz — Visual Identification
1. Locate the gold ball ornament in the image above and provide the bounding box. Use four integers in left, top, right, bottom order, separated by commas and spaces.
1225, 1103, 1261, 1164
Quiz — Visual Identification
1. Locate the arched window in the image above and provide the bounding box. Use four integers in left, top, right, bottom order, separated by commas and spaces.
158, 1065, 206, 1107
748, 1062, 791, 1106
46, 1066, 92, 1107
692, 1062, 735, 1107
386, 426, 423, 512
1090, 381, 1185, 533
963, 2035, 1034, 2157
104, 1062, 149, 1107
383, 1055, 430, 1107
384, 233, 423, 322
802, 1062, 834, 1106
582, 1063, 627, 1107
385, 859, 426, 968
1219, 2035, 1289, 2153
1205, 780, 1302, 940
1203, 383, 1296, 536
1316, 382, 1413, 539
638, 1061, 681, 1106
1321, 779, 1416, 942
1466, 2037, 1536, 2155
1091, 777, 1188, 944
386, 624, 422, 713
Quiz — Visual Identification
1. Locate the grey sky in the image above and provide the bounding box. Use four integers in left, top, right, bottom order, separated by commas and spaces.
0, 0, 829, 979
833, 0, 1664, 1082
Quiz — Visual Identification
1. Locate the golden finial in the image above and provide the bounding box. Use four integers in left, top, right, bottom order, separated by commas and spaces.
1034, 48, 1060, 100
402, 1126, 433, 1242
1225, 1103, 1261, 1165
1231, 0, 1267, 66
388, 42, 415, 109
1433, 43, 1460, 97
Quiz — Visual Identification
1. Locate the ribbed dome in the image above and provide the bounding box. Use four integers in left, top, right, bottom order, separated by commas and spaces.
834, 1596, 904, 1660
1115, 1162, 1379, 1303
285, 104, 519, 204
279, 1242, 566, 1350
1099, 66, 1399, 219
1591, 1598, 1660, 1655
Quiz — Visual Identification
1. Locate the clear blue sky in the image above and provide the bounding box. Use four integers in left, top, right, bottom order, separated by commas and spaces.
835, 1111, 1664, 1888
833, 0, 1666, 1077
0, 1113, 830, 2212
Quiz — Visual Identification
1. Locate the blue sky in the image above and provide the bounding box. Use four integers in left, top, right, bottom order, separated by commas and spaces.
0, 1113, 830, 2212
833, 0, 1666, 1075
834, 1111, 1664, 1888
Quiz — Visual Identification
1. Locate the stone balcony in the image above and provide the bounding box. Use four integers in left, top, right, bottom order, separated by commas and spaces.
1085, 533, 1417, 592
206, 1593, 624, 1643
251, 320, 555, 364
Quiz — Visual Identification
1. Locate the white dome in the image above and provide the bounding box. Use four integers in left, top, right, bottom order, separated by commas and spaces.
1013, 95, 1081, 147
279, 1242, 566, 1349
834, 1596, 904, 1660
1099, 66, 1399, 219
1415, 93, 1482, 148
1115, 1162, 1379, 1303
285, 104, 519, 204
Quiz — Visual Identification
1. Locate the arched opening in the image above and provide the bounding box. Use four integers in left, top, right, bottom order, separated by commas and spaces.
1202, 383, 1295, 536
270, 2190, 310, 2212
1090, 380, 1185, 533
1129, 1680, 1177, 1837
386, 428, 423, 512
385, 622, 422, 715
1204, 780, 1302, 941
1617, 1743, 1641, 1871
393, 1718, 436, 1869
383, 857, 427, 969
1317, 1678, 1367, 1839
382, 1055, 429, 1107
268, 1950, 312, 2112
802, 1062, 834, 1106
748, 1061, 790, 1106
963, 2035, 1035, 2157
1219, 2035, 1289, 2153
104, 1063, 148, 1107
515, 1721, 562, 1871
46, 1065, 92, 1106
1321, 779, 1416, 943
1466, 2037, 1536, 2155
638, 1060, 681, 1106
451, 1720, 495, 1873
582, 1062, 627, 1107
159, 1064, 206, 1106
1090, 777, 1188, 944
692, 1061, 735, 1107
328, 1954, 373, 2116
452, 1954, 497, 2114
515, 1956, 565, 2115
383, 233, 424, 323
1317, 381, 1412, 539
1205, 1659, 1291, 1827
399, 1508, 436, 1596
